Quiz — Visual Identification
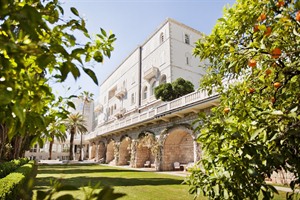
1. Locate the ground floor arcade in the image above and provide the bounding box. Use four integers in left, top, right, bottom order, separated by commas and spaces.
89, 122, 201, 171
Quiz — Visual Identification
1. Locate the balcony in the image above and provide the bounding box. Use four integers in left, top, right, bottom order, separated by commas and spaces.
94, 104, 103, 113
85, 89, 219, 141
144, 67, 158, 81
115, 87, 127, 99
114, 108, 126, 119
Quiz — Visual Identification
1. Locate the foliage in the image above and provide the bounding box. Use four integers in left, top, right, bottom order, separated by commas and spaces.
36, 179, 126, 200
0, 158, 29, 178
187, 0, 300, 199
64, 113, 87, 160
0, 160, 36, 200
0, 0, 116, 160
154, 78, 194, 101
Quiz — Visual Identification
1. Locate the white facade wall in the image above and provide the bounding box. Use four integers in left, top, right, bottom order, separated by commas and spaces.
169, 21, 206, 88
95, 18, 204, 128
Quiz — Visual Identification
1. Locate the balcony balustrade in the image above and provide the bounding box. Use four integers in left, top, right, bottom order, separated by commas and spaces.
84, 89, 218, 141
143, 67, 158, 81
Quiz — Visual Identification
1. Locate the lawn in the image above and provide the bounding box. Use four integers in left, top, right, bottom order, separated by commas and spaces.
33, 164, 289, 200
33, 164, 201, 200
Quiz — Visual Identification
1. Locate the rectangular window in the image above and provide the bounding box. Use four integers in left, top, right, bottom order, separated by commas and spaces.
184, 34, 190, 45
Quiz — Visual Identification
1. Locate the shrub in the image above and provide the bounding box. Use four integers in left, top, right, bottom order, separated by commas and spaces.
0, 160, 36, 200
0, 158, 29, 178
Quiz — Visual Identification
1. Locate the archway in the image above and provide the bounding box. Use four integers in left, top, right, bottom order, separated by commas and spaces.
106, 139, 115, 164
90, 142, 96, 160
98, 141, 106, 161
162, 128, 194, 170
136, 132, 155, 168
118, 136, 131, 165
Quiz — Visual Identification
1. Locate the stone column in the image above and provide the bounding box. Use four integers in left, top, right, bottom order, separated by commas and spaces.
193, 137, 201, 163
88, 142, 93, 160
130, 140, 137, 168
113, 142, 120, 165
95, 142, 99, 161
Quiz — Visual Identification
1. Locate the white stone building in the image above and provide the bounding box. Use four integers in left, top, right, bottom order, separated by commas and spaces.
25, 98, 94, 161
85, 18, 219, 170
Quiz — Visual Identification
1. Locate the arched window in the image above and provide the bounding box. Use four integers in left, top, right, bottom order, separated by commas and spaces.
184, 33, 190, 45
143, 86, 148, 99
160, 74, 166, 84
160, 32, 164, 44
150, 81, 156, 96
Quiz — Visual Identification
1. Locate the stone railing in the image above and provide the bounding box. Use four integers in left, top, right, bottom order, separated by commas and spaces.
85, 89, 217, 140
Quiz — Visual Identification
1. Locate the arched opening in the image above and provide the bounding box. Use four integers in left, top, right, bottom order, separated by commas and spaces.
160, 32, 164, 44
118, 136, 131, 165
160, 74, 166, 84
136, 132, 155, 168
90, 142, 96, 160
150, 80, 156, 96
143, 86, 148, 99
106, 139, 115, 164
162, 128, 194, 171
98, 141, 106, 161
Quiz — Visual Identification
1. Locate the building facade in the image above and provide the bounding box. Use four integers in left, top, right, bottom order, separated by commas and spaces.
25, 98, 94, 161
85, 18, 218, 171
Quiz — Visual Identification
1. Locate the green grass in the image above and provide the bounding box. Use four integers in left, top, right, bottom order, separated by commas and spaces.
32, 164, 290, 200
33, 164, 201, 200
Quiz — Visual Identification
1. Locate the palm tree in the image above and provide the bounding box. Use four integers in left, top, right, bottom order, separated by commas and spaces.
78, 91, 94, 161
47, 121, 67, 160
65, 113, 87, 160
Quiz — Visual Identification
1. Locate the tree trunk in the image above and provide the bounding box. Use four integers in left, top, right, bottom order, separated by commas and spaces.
49, 139, 53, 160
0, 124, 8, 160
69, 128, 75, 160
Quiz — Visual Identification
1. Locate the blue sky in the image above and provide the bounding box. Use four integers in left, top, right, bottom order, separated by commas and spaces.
51, 0, 236, 99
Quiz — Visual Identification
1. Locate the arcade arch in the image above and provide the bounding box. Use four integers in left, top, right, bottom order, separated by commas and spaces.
162, 127, 194, 171
118, 136, 132, 165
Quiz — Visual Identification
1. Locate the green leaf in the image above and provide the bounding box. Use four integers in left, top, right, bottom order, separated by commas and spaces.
0, 88, 13, 105
70, 7, 79, 16
56, 194, 74, 200
83, 67, 98, 85
67, 101, 76, 109
12, 104, 25, 126
100, 28, 107, 37
251, 128, 264, 140
93, 51, 103, 62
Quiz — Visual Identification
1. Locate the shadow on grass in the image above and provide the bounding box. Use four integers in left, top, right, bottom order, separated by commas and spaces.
34, 175, 183, 189
38, 168, 141, 174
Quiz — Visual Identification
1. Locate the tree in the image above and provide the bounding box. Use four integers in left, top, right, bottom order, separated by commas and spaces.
65, 113, 87, 161
47, 120, 67, 160
78, 91, 94, 161
154, 78, 194, 101
0, 0, 115, 160
186, 1, 300, 199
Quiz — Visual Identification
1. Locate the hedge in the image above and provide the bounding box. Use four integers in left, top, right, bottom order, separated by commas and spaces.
0, 158, 29, 178
0, 160, 36, 200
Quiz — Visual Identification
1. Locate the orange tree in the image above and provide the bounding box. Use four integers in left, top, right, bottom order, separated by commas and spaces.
0, 0, 116, 160
186, 0, 300, 199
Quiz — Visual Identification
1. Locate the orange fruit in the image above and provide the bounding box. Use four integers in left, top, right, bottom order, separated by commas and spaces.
274, 82, 281, 88
264, 27, 272, 36
253, 25, 259, 32
271, 97, 276, 103
249, 88, 255, 94
224, 107, 230, 114
276, 0, 285, 7
296, 10, 300, 21
271, 48, 281, 59
258, 13, 266, 21
248, 59, 257, 67
265, 69, 272, 75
